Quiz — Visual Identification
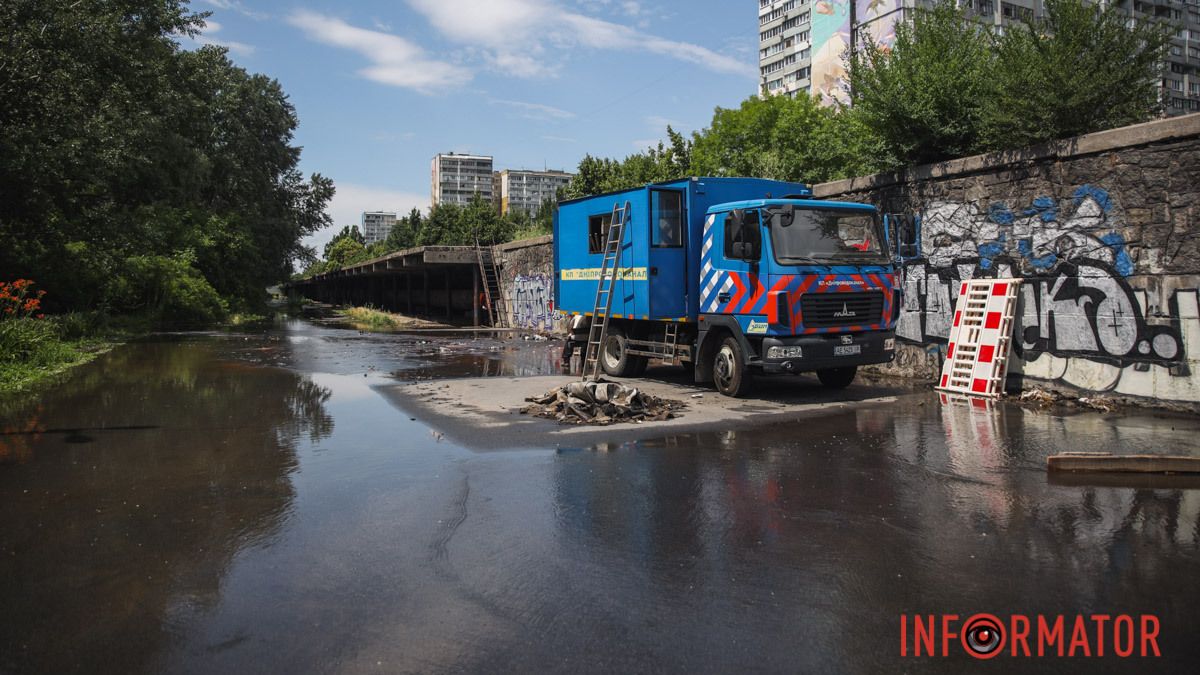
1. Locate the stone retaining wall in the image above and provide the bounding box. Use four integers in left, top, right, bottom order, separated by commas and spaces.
814, 113, 1200, 406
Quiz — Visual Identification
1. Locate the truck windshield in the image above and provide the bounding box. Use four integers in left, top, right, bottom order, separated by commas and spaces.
767, 208, 887, 264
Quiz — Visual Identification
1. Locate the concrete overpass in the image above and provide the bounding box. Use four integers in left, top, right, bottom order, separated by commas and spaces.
288, 245, 487, 325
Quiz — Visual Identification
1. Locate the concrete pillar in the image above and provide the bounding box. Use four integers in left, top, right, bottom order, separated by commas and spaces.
423, 269, 430, 317
472, 265, 480, 327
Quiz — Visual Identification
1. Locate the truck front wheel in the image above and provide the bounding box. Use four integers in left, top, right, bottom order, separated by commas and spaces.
713, 336, 752, 397
817, 366, 857, 389
601, 327, 647, 377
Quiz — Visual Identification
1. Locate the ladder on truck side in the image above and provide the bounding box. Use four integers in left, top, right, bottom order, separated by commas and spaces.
626, 322, 687, 365
475, 244, 507, 328
582, 201, 631, 381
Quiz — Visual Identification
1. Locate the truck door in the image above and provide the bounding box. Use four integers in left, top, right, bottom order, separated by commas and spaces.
648, 188, 687, 318
701, 208, 763, 319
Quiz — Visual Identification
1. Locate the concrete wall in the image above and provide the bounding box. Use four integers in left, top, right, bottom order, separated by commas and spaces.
494, 235, 567, 334
814, 113, 1200, 406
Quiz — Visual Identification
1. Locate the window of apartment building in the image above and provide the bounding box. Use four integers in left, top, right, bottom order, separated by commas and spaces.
1171, 45, 1183, 57
766, 78, 783, 91
1191, 82, 1200, 94
977, 0, 994, 14
1169, 79, 1184, 91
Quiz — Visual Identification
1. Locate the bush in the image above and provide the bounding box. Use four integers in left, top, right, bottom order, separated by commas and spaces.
109, 254, 228, 326
0, 317, 61, 363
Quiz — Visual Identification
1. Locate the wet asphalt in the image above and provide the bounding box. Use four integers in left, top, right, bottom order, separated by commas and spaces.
1, 317, 1199, 674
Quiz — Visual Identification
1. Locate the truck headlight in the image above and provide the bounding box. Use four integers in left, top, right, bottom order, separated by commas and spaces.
884, 338, 895, 351
767, 346, 803, 359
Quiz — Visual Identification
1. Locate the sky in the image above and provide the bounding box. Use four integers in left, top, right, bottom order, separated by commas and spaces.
184, 0, 760, 252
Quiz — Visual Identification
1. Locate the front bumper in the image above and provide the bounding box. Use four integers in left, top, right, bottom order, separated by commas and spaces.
758, 331, 896, 373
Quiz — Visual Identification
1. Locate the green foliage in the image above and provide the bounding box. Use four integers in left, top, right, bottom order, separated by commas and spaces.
0, 316, 113, 394
848, 0, 1174, 166
385, 209, 423, 250
324, 226, 365, 259
979, 0, 1173, 149
847, 1, 995, 165
109, 254, 228, 325
0, 0, 333, 319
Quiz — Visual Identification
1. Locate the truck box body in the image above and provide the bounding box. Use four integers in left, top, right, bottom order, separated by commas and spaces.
554, 177, 815, 323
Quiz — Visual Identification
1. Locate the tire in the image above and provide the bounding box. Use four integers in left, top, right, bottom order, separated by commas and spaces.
600, 327, 647, 377
712, 336, 753, 397
817, 366, 857, 389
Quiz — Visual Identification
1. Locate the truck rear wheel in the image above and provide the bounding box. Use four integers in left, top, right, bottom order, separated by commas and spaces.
713, 336, 752, 397
817, 366, 857, 389
600, 327, 647, 377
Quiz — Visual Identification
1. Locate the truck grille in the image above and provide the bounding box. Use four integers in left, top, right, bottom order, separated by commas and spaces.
800, 292, 884, 328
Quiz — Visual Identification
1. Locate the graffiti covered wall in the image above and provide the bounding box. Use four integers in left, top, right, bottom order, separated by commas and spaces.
494, 235, 568, 334
815, 114, 1200, 404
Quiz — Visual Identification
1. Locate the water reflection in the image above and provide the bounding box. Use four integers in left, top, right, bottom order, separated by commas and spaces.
0, 341, 333, 675
552, 399, 1200, 669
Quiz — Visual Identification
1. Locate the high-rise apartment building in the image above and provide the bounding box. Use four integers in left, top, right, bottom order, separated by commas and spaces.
361, 211, 397, 245
497, 169, 575, 215
758, 0, 1200, 114
431, 153, 495, 207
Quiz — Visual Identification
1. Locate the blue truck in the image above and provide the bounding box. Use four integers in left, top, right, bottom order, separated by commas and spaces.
554, 177, 902, 397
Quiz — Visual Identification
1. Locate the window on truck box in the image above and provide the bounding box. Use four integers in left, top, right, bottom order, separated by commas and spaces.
724, 209, 761, 260
587, 213, 612, 254
651, 190, 684, 248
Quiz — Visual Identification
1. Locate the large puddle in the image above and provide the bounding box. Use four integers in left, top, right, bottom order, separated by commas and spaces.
2, 317, 1198, 672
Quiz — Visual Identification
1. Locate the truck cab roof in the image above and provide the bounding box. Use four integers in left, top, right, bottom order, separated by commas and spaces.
706, 198, 877, 215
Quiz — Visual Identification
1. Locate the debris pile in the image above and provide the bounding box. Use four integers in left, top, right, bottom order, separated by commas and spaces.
1017, 387, 1118, 412
521, 380, 685, 425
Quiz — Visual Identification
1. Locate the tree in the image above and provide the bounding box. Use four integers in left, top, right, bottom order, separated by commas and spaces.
980, 0, 1173, 149
0, 0, 332, 321
324, 237, 366, 270
846, 1, 996, 166
385, 209, 422, 251
323, 226, 365, 259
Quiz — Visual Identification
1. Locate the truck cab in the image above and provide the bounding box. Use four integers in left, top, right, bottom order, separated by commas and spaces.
695, 198, 898, 396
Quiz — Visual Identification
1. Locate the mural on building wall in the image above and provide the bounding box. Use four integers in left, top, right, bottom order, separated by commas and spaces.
810, 1, 900, 105
510, 274, 556, 332
896, 186, 1198, 398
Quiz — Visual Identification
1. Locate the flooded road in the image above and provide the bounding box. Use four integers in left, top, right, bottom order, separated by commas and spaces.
2, 318, 1199, 673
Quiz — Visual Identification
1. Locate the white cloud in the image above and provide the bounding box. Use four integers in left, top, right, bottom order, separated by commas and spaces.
490, 98, 575, 121
287, 11, 472, 94
305, 183, 429, 251
202, 0, 268, 21
191, 18, 256, 56
405, 0, 753, 79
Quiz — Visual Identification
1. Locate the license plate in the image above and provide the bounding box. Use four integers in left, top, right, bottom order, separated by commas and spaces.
834, 345, 861, 356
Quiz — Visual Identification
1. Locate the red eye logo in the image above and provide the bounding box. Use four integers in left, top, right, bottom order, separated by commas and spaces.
962, 614, 1005, 659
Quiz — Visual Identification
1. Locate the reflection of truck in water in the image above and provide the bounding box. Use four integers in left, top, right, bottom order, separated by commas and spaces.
554, 177, 902, 397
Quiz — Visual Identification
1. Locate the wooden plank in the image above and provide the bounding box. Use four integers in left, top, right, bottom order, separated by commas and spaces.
1047, 453, 1200, 474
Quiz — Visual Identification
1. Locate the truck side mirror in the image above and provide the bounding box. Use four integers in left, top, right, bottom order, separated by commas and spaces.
765, 203, 794, 227
887, 213, 919, 259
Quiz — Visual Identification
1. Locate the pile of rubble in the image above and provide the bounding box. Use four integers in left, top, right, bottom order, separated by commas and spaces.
521, 379, 685, 426
1017, 387, 1118, 412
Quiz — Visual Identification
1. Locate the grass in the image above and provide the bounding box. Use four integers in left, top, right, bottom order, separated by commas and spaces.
337, 305, 450, 332
339, 306, 401, 331
0, 315, 121, 394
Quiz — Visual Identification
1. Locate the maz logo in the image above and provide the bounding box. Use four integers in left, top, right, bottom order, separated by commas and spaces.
834, 303, 857, 318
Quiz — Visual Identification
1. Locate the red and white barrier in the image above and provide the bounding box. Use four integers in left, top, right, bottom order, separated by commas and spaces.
937, 279, 1021, 399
